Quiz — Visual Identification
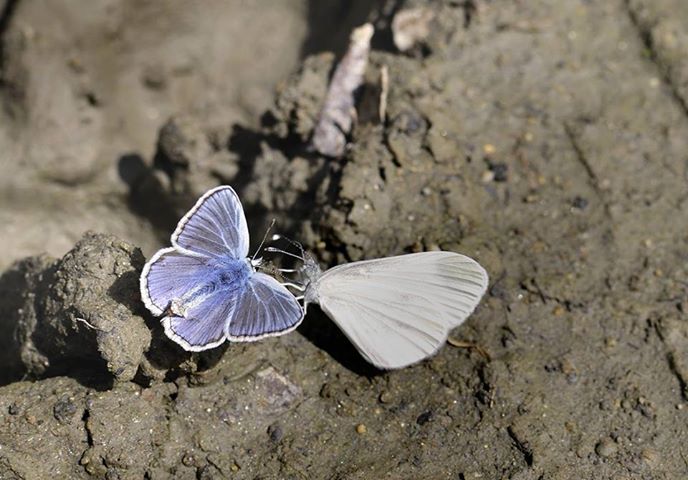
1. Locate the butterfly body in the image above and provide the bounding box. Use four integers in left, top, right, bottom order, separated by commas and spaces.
168, 256, 252, 317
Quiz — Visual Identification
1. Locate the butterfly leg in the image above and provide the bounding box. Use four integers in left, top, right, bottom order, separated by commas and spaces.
280, 282, 305, 291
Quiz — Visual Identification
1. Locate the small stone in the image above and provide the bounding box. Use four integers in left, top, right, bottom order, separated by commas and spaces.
319, 383, 332, 398
641, 447, 660, 467
356, 423, 367, 434
141, 66, 167, 90
267, 423, 284, 443
105, 469, 120, 480
483, 144, 496, 155
489, 162, 508, 182
560, 358, 576, 376
572, 196, 588, 210
181, 452, 196, 467
53, 397, 77, 423
392, 7, 434, 52
416, 411, 433, 425
595, 438, 617, 458
481, 170, 495, 183
379, 391, 393, 404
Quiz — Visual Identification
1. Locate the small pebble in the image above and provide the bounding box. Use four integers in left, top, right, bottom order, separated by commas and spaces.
641, 447, 660, 467
267, 423, 284, 443
319, 383, 332, 398
572, 196, 588, 210
53, 397, 77, 423
416, 411, 433, 425
483, 144, 496, 154
142, 67, 167, 91
595, 438, 617, 458
379, 391, 393, 404
356, 423, 367, 434
181, 452, 196, 467
105, 469, 120, 480
489, 162, 508, 182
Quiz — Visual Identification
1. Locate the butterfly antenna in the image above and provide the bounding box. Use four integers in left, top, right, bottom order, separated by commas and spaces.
265, 246, 306, 262
271, 234, 307, 260
251, 218, 276, 263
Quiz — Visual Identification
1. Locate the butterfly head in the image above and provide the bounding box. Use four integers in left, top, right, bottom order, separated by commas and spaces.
299, 252, 323, 306
250, 256, 263, 269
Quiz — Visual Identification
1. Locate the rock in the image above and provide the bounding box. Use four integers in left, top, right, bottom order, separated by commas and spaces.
595, 438, 618, 458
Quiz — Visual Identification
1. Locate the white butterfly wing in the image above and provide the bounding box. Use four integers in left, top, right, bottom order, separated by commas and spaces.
313, 252, 488, 369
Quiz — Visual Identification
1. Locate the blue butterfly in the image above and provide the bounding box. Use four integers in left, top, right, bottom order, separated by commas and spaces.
140, 186, 303, 351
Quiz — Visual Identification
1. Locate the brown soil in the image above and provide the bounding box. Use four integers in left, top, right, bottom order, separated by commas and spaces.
1, 1, 687, 479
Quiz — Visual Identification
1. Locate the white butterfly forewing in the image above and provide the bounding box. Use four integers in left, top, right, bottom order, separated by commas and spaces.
311, 251, 488, 369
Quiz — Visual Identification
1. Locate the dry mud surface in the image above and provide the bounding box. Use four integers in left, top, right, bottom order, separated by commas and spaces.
1, 1, 688, 479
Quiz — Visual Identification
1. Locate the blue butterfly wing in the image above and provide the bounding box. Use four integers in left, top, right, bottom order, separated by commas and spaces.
225, 272, 304, 341
162, 287, 239, 351
171, 185, 249, 259
140, 247, 212, 316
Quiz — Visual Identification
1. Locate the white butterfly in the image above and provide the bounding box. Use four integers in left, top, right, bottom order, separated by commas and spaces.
294, 250, 489, 369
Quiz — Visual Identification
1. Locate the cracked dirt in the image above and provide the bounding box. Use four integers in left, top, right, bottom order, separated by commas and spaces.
0, 0, 687, 478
